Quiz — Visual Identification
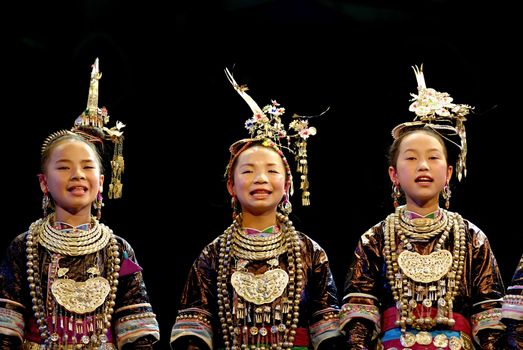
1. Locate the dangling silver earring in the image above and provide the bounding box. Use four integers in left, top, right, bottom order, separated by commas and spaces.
42, 192, 51, 217
391, 183, 401, 208
442, 183, 452, 209
231, 196, 240, 220
279, 193, 292, 216
93, 192, 104, 220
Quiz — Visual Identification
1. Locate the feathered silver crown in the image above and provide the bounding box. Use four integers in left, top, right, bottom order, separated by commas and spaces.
225, 68, 323, 206
391, 64, 473, 181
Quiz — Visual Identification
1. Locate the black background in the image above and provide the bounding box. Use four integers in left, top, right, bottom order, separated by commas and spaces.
3, 1, 520, 349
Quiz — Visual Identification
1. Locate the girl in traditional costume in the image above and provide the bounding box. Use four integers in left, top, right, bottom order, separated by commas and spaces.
340, 65, 505, 350
170, 69, 342, 350
0, 59, 160, 349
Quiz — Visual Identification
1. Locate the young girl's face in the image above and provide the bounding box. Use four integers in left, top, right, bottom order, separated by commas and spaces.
229, 145, 287, 216
389, 131, 452, 210
40, 139, 104, 218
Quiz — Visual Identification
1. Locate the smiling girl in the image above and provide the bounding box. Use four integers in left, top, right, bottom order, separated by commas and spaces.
0, 59, 159, 350
170, 69, 342, 350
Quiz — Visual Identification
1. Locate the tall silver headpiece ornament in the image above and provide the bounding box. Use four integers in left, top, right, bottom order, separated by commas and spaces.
42, 58, 126, 198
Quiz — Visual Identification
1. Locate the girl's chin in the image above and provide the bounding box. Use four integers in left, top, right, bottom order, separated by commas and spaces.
243, 206, 279, 215
58, 206, 93, 214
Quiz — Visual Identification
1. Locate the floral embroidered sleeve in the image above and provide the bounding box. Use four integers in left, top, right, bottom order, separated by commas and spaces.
467, 223, 505, 349
170, 238, 218, 350
340, 224, 384, 348
113, 237, 160, 349
305, 237, 342, 349
0, 233, 29, 345
501, 254, 523, 349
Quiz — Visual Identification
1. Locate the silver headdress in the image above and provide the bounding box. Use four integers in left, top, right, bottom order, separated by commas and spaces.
391, 64, 473, 181
42, 58, 126, 198
225, 68, 321, 206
